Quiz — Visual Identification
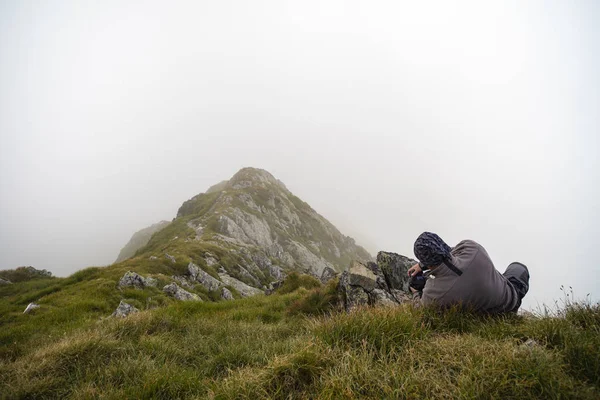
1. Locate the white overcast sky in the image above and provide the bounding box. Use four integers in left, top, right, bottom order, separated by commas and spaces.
1, 1, 598, 309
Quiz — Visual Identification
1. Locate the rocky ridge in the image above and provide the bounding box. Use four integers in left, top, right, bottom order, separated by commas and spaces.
111, 167, 373, 305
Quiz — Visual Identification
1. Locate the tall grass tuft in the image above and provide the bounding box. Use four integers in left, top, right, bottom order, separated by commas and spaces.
275, 272, 322, 295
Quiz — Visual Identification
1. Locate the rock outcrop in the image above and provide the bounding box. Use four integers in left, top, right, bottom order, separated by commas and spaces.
172, 275, 194, 288
188, 263, 221, 291
320, 266, 338, 284
163, 283, 201, 301
338, 252, 417, 311
376, 251, 414, 293
218, 271, 263, 297
118, 271, 156, 289
111, 301, 139, 318
0, 278, 12, 285
220, 287, 234, 300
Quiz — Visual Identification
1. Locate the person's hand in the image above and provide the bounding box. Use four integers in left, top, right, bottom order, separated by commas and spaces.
407, 263, 422, 277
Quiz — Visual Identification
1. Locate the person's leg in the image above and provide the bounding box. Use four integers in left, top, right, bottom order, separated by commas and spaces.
503, 262, 530, 310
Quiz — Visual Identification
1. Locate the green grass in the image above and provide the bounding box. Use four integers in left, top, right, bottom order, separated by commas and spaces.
275, 271, 322, 295
1, 269, 599, 399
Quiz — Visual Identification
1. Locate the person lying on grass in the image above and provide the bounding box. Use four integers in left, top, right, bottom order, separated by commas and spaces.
407, 232, 530, 313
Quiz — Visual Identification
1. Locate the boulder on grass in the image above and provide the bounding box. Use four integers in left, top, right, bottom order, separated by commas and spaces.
118, 271, 156, 289
220, 287, 234, 300
111, 300, 139, 318
163, 283, 201, 301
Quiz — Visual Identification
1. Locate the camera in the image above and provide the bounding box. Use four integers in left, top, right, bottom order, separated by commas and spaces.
409, 270, 428, 292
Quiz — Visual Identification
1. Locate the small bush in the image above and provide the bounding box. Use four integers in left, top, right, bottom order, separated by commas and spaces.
0, 266, 53, 283
276, 272, 321, 295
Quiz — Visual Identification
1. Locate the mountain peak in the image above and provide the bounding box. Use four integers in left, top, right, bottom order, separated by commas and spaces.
227, 167, 287, 191
136, 167, 374, 284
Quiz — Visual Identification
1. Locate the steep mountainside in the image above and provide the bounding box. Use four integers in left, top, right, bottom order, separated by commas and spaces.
114, 221, 170, 263
128, 168, 372, 292
176, 168, 371, 271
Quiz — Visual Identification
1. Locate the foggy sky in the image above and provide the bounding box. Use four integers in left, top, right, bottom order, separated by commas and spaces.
1, 1, 598, 310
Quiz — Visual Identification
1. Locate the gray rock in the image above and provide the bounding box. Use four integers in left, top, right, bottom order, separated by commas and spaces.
251, 251, 272, 269
390, 289, 413, 304
237, 193, 261, 212
339, 273, 369, 311
265, 280, 284, 295
172, 275, 194, 288
522, 339, 540, 348
218, 272, 262, 297
338, 257, 415, 311
220, 287, 234, 300
287, 240, 334, 277
205, 256, 218, 267
217, 209, 274, 249
165, 253, 176, 264
149, 256, 158, 261
188, 263, 221, 291
111, 301, 139, 318
346, 261, 377, 291
320, 266, 338, 284
23, 302, 40, 314
366, 261, 391, 293
269, 265, 285, 280
163, 283, 201, 301
144, 277, 157, 287
371, 289, 398, 307
118, 271, 156, 289
0, 278, 12, 285
235, 264, 261, 287
377, 251, 416, 292
186, 218, 206, 240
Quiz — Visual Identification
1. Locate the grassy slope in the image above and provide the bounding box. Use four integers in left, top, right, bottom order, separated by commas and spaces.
0, 224, 250, 363
1, 271, 599, 399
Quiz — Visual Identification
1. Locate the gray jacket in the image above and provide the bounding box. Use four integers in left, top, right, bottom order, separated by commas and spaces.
421, 240, 518, 313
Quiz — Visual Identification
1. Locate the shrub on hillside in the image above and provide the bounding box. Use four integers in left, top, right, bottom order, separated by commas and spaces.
0, 266, 53, 283
275, 272, 321, 295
